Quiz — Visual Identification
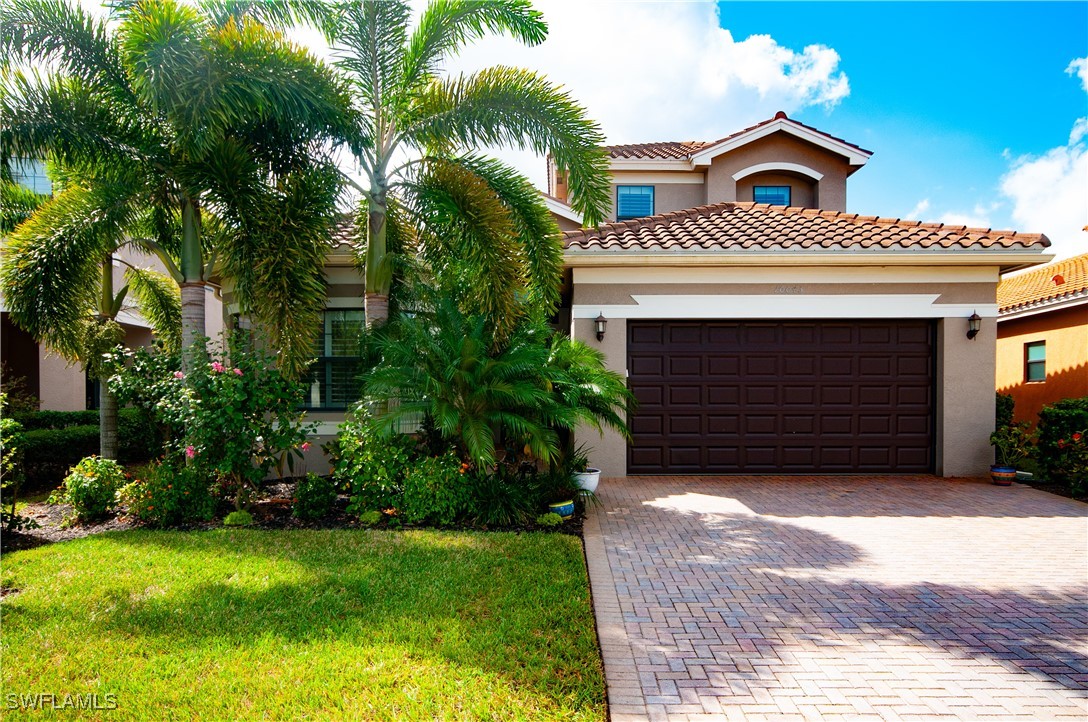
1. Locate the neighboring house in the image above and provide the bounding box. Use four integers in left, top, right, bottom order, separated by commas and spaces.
995, 253, 1088, 425
0, 159, 224, 411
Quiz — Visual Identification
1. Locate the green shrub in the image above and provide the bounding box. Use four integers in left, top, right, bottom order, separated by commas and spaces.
118, 462, 215, 527
468, 467, 539, 527
401, 452, 472, 526
293, 473, 338, 520
223, 510, 254, 526
996, 392, 1015, 429
357, 509, 383, 526
0, 396, 37, 531
334, 424, 419, 514
535, 512, 563, 528
1037, 397, 1088, 485
12, 409, 99, 430
18, 409, 163, 487
52, 456, 125, 522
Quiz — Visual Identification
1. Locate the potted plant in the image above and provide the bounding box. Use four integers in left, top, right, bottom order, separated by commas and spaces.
989, 422, 1034, 485
570, 446, 601, 494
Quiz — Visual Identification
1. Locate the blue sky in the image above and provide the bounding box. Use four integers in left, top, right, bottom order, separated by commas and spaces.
717, 1, 1087, 256
450, 0, 1087, 259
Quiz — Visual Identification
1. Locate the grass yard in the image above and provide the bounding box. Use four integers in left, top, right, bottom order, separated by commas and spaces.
1, 529, 605, 721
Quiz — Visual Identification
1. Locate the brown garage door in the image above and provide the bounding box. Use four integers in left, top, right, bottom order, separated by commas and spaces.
628, 320, 934, 474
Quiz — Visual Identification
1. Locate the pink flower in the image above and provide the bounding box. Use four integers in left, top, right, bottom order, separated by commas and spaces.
185, 445, 196, 459
173, 371, 184, 379
233, 367, 243, 376
211, 361, 225, 373
301, 442, 312, 452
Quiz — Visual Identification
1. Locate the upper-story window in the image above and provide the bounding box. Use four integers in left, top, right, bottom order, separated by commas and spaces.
1025, 341, 1046, 383
616, 185, 654, 221
753, 185, 791, 206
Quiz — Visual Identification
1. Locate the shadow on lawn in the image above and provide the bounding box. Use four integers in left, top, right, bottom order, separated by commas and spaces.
597, 489, 1088, 705
60, 529, 602, 712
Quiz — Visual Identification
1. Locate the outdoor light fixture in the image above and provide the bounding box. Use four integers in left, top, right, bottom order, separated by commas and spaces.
966, 312, 981, 340
595, 313, 608, 342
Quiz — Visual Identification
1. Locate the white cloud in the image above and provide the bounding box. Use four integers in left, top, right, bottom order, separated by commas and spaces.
907, 198, 930, 219
1000, 119, 1088, 260
446, 1, 850, 185
1067, 57, 1088, 92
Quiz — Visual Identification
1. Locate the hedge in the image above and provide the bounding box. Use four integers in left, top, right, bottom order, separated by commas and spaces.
18, 409, 164, 487
1036, 397, 1088, 485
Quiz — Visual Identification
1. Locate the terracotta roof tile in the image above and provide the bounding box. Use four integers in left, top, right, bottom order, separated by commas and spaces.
563, 202, 1050, 254
329, 213, 358, 249
998, 253, 1088, 313
605, 112, 872, 161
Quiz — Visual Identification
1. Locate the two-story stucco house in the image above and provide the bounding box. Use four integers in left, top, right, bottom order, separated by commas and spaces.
544, 112, 1051, 478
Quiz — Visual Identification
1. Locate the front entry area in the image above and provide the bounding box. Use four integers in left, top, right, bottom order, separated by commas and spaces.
627, 320, 934, 474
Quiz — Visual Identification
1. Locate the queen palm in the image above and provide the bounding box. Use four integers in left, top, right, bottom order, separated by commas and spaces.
323, 0, 612, 329
1, 0, 352, 374
2, 168, 181, 458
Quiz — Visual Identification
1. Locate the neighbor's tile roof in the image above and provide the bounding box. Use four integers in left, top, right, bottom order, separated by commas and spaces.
998, 253, 1088, 313
563, 202, 1050, 253
329, 213, 358, 249
605, 112, 872, 161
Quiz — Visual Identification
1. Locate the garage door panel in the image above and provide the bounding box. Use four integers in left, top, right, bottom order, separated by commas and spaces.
628, 320, 933, 474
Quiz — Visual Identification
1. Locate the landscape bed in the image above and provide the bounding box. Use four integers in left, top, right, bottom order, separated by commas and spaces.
1, 529, 605, 721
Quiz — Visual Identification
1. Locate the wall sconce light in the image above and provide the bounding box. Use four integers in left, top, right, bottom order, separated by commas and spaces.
966, 312, 981, 340
595, 313, 608, 342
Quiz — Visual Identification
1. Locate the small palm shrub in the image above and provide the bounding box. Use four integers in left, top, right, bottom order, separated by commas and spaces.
293, 473, 338, 520
51, 456, 125, 522
401, 452, 473, 526
118, 462, 215, 527
468, 466, 539, 527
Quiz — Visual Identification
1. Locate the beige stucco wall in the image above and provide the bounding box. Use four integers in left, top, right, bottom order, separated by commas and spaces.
569, 264, 1002, 478
608, 181, 705, 222
935, 317, 998, 476
705, 134, 852, 211
37, 349, 86, 411
571, 317, 628, 477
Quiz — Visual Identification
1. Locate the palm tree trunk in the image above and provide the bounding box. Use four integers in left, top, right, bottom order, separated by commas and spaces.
365, 187, 390, 327
179, 195, 206, 372
99, 382, 119, 460
98, 257, 119, 459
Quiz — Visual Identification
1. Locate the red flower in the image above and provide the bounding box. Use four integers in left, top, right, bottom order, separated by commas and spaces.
1073, 432, 1083, 443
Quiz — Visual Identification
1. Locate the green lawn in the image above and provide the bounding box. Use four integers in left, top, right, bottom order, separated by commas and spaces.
1, 529, 605, 721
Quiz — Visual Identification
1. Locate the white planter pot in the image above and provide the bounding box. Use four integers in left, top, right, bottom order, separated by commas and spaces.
573, 468, 601, 494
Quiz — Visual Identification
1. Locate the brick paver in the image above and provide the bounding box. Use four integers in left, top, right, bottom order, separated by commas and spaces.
584, 476, 1088, 721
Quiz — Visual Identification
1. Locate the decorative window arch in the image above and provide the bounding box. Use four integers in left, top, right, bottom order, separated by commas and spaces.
732, 162, 824, 182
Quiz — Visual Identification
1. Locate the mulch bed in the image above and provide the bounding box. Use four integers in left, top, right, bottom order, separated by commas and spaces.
1, 479, 587, 555
1018, 478, 1087, 503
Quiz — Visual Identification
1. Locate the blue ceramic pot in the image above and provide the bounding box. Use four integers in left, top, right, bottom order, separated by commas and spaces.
548, 500, 575, 520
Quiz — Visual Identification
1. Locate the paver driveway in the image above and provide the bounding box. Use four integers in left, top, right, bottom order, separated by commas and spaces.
584, 476, 1088, 721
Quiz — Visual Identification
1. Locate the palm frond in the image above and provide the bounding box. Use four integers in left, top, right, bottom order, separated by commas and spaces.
0, 178, 47, 233
333, 0, 411, 115
403, 0, 546, 91
0, 183, 131, 360
124, 266, 182, 353
407, 66, 611, 224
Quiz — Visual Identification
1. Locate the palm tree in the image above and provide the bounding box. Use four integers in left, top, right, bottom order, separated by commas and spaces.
324, 0, 612, 329
2, 170, 181, 458
1, 0, 352, 374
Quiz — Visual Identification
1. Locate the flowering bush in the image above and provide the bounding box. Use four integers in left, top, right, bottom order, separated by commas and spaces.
1053, 431, 1087, 495
106, 334, 315, 510
51, 456, 125, 522
333, 422, 420, 515
118, 462, 215, 527
1036, 397, 1088, 491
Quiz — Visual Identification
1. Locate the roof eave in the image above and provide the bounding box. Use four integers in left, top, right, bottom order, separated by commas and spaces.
998, 291, 1088, 321
563, 250, 1053, 272
689, 119, 873, 168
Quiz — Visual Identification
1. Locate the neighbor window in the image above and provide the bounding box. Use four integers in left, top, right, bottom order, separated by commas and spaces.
616, 185, 654, 220
10, 158, 52, 196
754, 185, 791, 206
1025, 341, 1046, 382
303, 310, 365, 409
